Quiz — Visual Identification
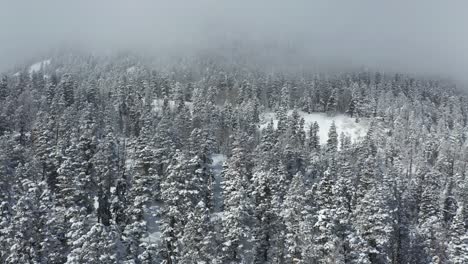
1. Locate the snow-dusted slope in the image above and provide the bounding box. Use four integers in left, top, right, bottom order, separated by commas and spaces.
259, 110, 369, 144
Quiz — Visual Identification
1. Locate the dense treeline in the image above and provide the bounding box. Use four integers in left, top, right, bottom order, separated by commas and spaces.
0, 52, 467, 263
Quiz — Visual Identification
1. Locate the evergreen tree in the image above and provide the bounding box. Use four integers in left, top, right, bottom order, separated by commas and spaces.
448, 204, 468, 264
66, 223, 119, 264
0, 76, 7, 101
326, 121, 338, 153
5, 180, 43, 264
310, 165, 342, 263
179, 201, 215, 263
61, 74, 75, 107
308, 121, 321, 151
220, 135, 254, 263
353, 182, 393, 263
282, 172, 306, 263
159, 150, 205, 263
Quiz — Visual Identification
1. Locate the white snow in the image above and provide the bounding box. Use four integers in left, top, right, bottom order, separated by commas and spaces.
143, 203, 162, 245
143, 230, 162, 244
211, 154, 227, 168
93, 196, 99, 210
29, 59, 51, 74
152, 99, 193, 113
211, 211, 225, 222
259, 110, 369, 144
125, 158, 136, 172
126, 66, 137, 74
211, 154, 226, 213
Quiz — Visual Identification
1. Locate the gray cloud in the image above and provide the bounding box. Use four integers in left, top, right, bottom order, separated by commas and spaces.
1, 0, 467, 83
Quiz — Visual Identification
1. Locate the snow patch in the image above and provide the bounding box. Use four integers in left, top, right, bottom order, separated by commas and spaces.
259, 110, 369, 144
143, 231, 162, 244
211, 154, 227, 168
126, 66, 137, 74
93, 196, 99, 210
152, 99, 193, 113
210, 154, 226, 212
211, 212, 224, 222
29, 59, 51, 74
143, 203, 162, 244
125, 158, 136, 171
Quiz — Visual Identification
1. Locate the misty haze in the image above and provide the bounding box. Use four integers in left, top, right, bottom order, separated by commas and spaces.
0, 1, 467, 263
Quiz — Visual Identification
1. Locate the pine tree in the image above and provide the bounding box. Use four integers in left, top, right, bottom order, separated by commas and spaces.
448, 204, 468, 264
159, 150, 205, 263
308, 121, 321, 151
0, 200, 12, 262
326, 89, 338, 113
189, 128, 216, 210
38, 188, 67, 264
418, 169, 442, 224
0, 76, 7, 101
61, 74, 75, 107
5, 180, 43, 264
57, 134, 90, 210
66, 223, 119, 264
277, 106, 288, 136
154, 112, 175, 178
179, 201, 215, 263
326, 121, 338, 153
355, 152, 378, 203
32, 111, 59, 191
282, 172, 306, 263
251, 167, 287, 263
353, 182, 393, 263
93, 128, 118, 226
310, 164, 342, 263
347, 96, 358, 117
220, 136, 254, 263
64, 206, 91, 263
123, 129, 159, 263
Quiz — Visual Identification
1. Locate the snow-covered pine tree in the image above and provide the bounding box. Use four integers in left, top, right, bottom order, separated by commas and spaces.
220, 134, 254, 263
282, 172, 306, 263
179, 201, 216, 263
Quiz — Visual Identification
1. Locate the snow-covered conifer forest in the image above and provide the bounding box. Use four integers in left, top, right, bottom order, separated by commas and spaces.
0, 52, 467, 263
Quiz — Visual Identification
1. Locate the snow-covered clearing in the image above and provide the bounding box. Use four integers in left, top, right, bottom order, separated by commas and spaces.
29, 59, 51, 74
259, 110, 369, 144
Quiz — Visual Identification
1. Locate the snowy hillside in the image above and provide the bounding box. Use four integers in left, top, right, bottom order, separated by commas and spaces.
1, 53, 467, 263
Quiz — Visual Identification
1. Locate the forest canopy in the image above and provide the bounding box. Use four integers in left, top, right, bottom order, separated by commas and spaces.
0, 52, 467, 263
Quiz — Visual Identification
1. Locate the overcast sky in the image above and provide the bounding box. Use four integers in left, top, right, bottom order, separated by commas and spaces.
1, 0, 467, 82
